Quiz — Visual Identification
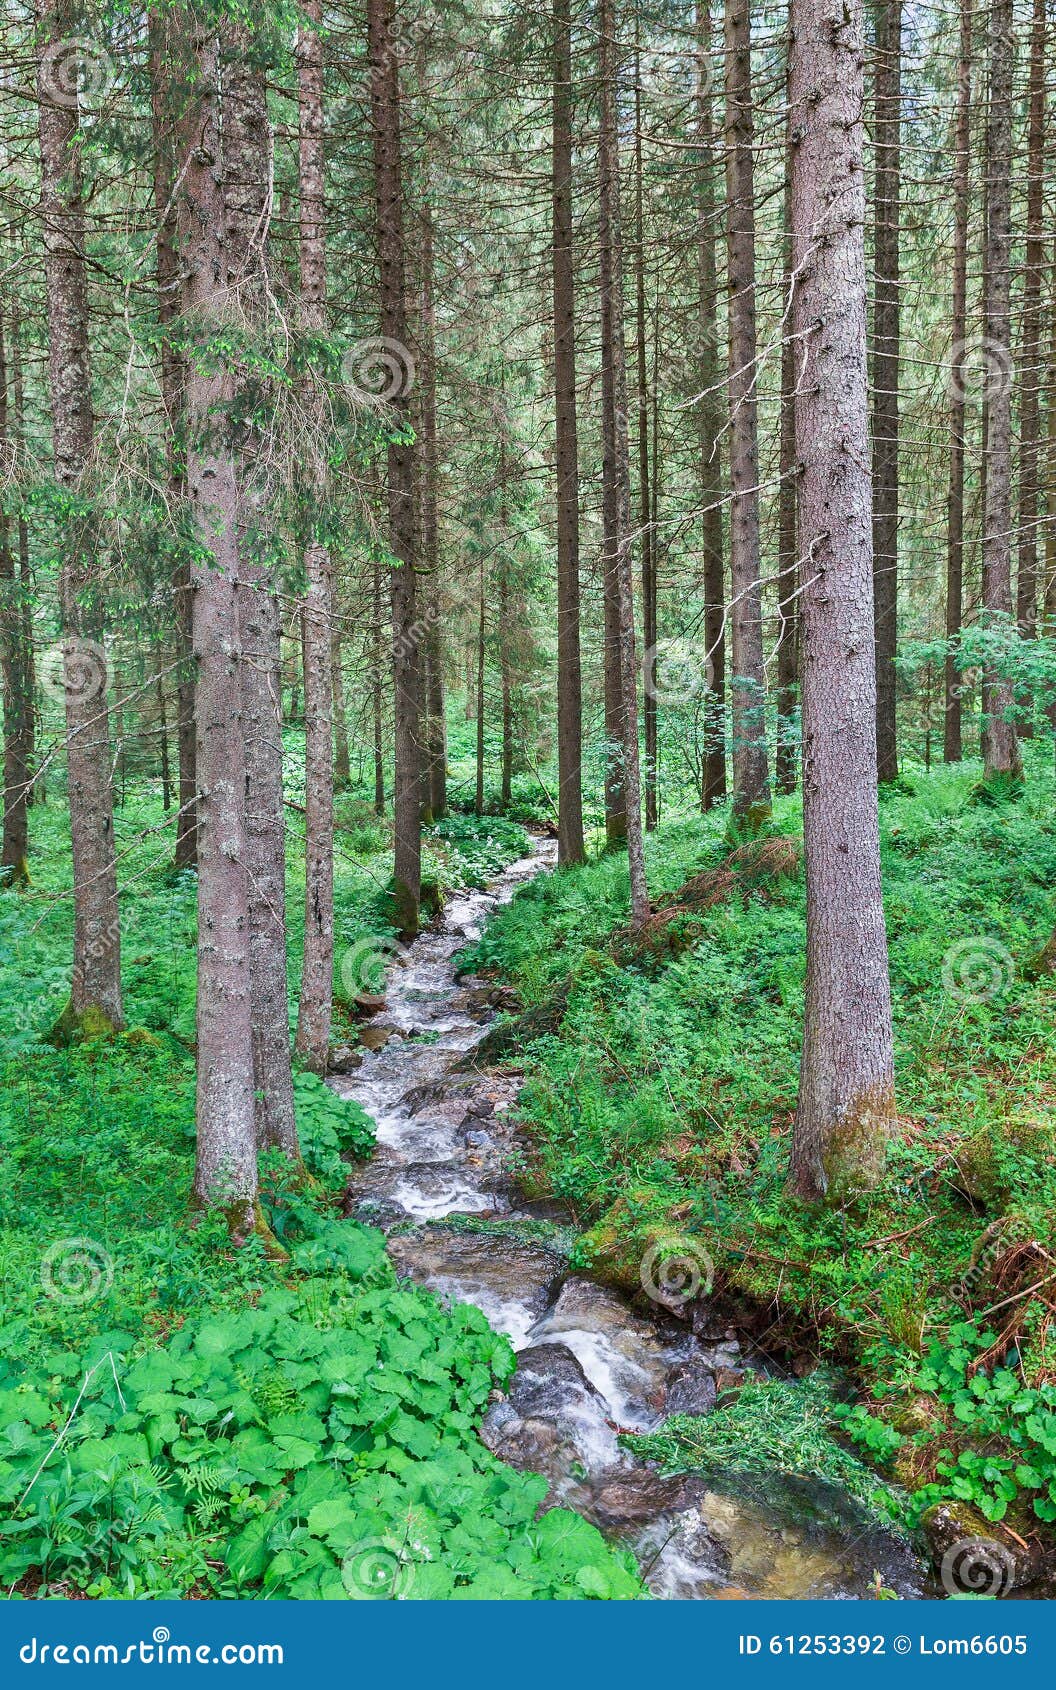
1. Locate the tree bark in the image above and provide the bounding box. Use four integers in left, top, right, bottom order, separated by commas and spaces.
0, 306, 32, 887
944, 0, 972, 764
552, 0, 586, 865
1017, 0, 1046, 648
332, 625, 351, 786
367, 0, 421, 935
295, 0, 336, 1073
980, 0, 1022, 783
372, 557, 386, 814
149, 8, 197, 868
787, 0, 896, 1203
597, 0, 648, 925
871, 0, 901, 784
36, 0, 123, 1034
696, 1, 726, 811
723, 0, 771, 827
178, 17, 258, 1228
633, 38, 656, 832
775, 26, 799, 797
418, 191, 447, 825
475, 551, 486, 815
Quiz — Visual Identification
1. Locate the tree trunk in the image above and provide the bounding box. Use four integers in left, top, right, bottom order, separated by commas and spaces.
332, 626, 351, 786
367, 0, 421, 935
871, 0, 901, 784
475, 552, 486, 815
295, 0, 336, 1073
36, 0, 123, 1035
696, 1, 726, 811
372, 558, 386, 815
552, 0, 586, 865
775, 26, 799, 797
980, 0, 1023, 784
944, 0, 972, 764
1017, 0, 1046, 650
157, 673, 171, 812
418, 191, 448, 825
0, 306, 32, 887
633, 38, 656, 832
598, 0, 649, 925
149, 8, 197, 869
723, 0, 771, 828
787, 0, 896, 1203
178, 17, 258, 1229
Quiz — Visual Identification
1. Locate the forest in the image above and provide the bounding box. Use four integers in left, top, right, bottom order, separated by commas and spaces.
2, 0, 1056, 1610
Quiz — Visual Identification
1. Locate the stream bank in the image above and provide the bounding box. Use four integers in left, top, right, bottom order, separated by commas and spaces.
330, 837, 926, 1599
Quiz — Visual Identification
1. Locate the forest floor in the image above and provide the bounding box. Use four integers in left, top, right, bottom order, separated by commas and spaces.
3, 735, 1056, 1598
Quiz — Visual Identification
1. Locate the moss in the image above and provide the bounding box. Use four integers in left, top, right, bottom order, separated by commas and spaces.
47, 999, 122, 1047
389, 877, 419, 940
0, 855, 30, 890
820, 1086, 896, 1205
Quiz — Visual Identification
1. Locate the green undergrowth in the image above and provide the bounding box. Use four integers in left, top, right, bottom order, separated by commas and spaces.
0, 781, 638, 1599
463, 755, 1056, 1534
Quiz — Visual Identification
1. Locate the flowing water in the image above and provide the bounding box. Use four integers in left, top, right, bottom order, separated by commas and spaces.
331, 839, 926, 1600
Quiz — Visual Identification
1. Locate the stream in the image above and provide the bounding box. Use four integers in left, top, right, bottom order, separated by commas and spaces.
330, 837, 926, 1600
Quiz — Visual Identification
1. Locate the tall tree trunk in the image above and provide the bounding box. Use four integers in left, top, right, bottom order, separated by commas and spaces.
787, 0, 896, 1203
552, 0, 586, 865
372, 557, 386, 815
475, 552, 486, 815
1017, 0, 1046, 650
332, 625, 351, 785
10, 301, 35, 811
418, 191, 447, 825
871, 0, 901, 784
723, 0, 771, 827
599, 11, 627, 852
367, 0, 421, 935
944, 0, 972, 764
775, 27, 799, 797
295, 0, 336, 1073
178, 17, 257, 1228
633, 36, 656, 832
598, 0, 649, 924
36, 0, 123, 1035
980, 0, 1023, 783
0, 307, 32, 887
149, 8, 197, 868
157, 673, 171, 812
696, 0, 726, 811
